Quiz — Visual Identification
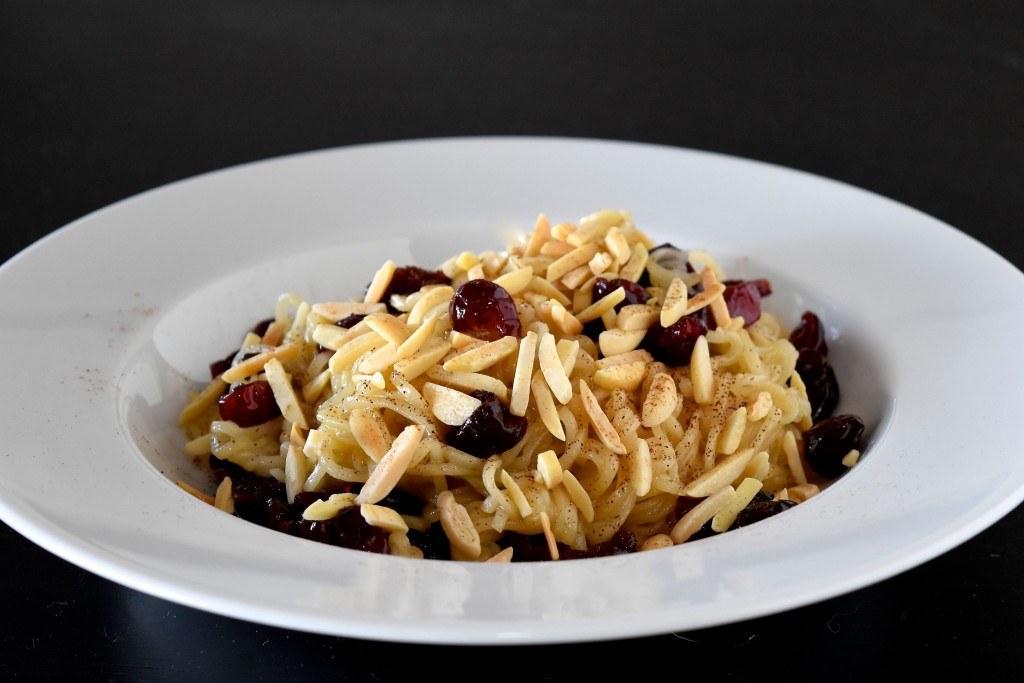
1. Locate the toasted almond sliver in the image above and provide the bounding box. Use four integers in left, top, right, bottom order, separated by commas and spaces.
549, 301, 584, 336
312, 320, 367, 351
690, 335, 714, 404
363, 312, 411, 346
561, 470, 595, 523
538, 333, 573, 404
531, 370, 565, 440
394, 339, 452, 380
574, 286, 626, 324
221, 342, 301, 384
660, 277, 690, 327
500, 470, 533, 518
604, 226, 632, 265
784, 429, 808, 485
493, 266, 534, 295
579, 379, 627, 455
593, 360, 647, 391
311, 301, 386, 322
524, 214, 551, 257
546, 242, 600, 282
629, 437, 653, 497
598, 328, 647, 357
551, 221, 577, 241
360, 503, 410, 532
618, 243, 649, 282
423, 382, 484, 426
536, 449, 563, 489
526, 276, 572, 307
682, 448, 756, 497
356, 424, 425, 505
302, 492, 359, 521
214, 477, 234, 514
263, 358, 309, 429
842, 449, 862, 468
442, 335, 518, 373
179, 376, 229, 426
641, 372, 678, 427
396, 309, 440, 359
357, 341, 399, 374
437, 491, 481, 558
364, 260, 397, 304
509, 331, 539, 416
349, 409, 392, 462
539, 511, 559, 560
718, 407, 748, 455
712, 478, 764, 532
486, 546, 515, 563
595, 348, 654, 370
540, 240, 575, 258
670, 485, 735, 544
560, 264, 594, 291
616, 303, 659, 331
425, 366, 509, 401
406, 285, 454, 326
329, 331, 383, 373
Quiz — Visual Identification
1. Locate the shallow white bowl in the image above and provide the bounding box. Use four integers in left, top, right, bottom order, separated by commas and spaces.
1, 136, 1022, 644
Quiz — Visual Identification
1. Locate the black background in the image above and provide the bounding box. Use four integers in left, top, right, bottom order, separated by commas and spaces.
2, 2, 1023, 680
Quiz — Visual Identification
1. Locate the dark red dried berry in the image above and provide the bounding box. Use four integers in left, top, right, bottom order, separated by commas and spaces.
382, 266, 449, 300
449, 279, 522, 341
446, 390, 527, 457
641, 314, 708, 366
218, 380, 281, 427
803, 414, 865, 479
720, 279, 768, 326
789, 311, 829, 356
732, 492, 798, 528
334, 313, 367, 329
795, 348, 839, 422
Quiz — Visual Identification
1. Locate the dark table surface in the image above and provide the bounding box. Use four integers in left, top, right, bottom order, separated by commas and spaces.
3, 2, 1023, 680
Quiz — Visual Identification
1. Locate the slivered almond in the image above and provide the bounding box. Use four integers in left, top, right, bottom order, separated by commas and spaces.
349, 409, 391, 462
361, 504, 409, 532
357, 342, 399, 374
454, 251, 479, 271
531, 371, 565, 440
660, 277, 690, 327
551, 221, 576, 240
596, 348, 654, 370
556, 338, 579, 376
593, 360, 646, 391
284, 442, 305, 504
437, 490, 481, 558
364, 260, 396, 304
700, 266, 731, 328
302, 492, 358, 521
423, 382, 483, 426
629, 437, 653, 496
442, 335, 518, 373
524, 214, 551, 256
179, 376, 228, 426
546, 242, 600, 282
312, 321, 367, 351
509, 331, 539, 416
363, 312, 410, 345
311, 301, 386, 322
641, 372, 677, 427
539, 511, 559, 560
329, 331, 383, 373
616, 304, 659, 331
356, 424, 425, 505
393, 338, 451, 380
671, 485, 735, 544
549, 301, 584, 336
214, 477, 234, 514
264, 357, 309, 429
396, 309, 439, 359
575, 286, 626, 324
536, 449, 563, 489
598, 328, 647, 356
588, 251, 614, 275
718, 407, 748, 455
784, 429, 808, 485
540, 240, 575, 258
500, 470, 533, 517
690, 335, 714, 404
579, 379, 627, 455
526, 276, 571, 307
407, 285, 454, 325
604, 226, 632, 265
486, 547, 515, 562
712, 477, 763, 532
538, 333, 572, 404
618, 243, 649, 282
493, 266, 534, 295
221, 342, 301, 383
682, 447, 756, 497
425, 366, 509, 401
561, 264, 594, 290
260, 320, 287, 346
561, 470, 595, 523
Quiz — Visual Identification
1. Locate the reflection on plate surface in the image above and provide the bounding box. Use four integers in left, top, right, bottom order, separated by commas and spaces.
0, 137, 1022, 644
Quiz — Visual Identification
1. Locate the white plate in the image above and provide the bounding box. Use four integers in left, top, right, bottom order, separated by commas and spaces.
2, 137, 1022, 645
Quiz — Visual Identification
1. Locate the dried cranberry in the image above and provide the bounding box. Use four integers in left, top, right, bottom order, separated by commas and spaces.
407, 522, 452, 560
641, 314, 708, 366
795, 348, 839, 422
334, 313, 367, 329
720, 279, 769, 326
209, 350, 237, 379
382, 266, 449, 300
501, 528, 639, 561
592, 278, 650, 310
445, 390, 527, 457
803, 414, 865, 479
732, 492, 798, 528
449, 280, 522, 341
250, 318, 274, 338
789, 311, 829, 356
297, 507, 390, 554
218, 380, 281, 427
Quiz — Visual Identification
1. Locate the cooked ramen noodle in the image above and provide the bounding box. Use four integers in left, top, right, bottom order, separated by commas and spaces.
178, 209, 864, 561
